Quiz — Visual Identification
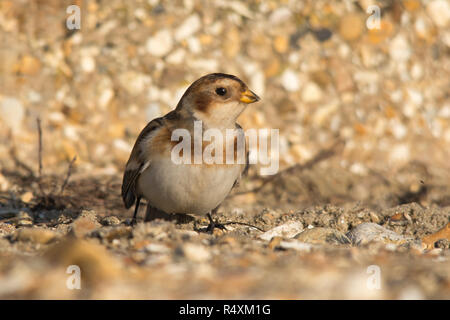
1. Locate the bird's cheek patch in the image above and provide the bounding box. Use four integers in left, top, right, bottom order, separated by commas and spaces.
194, 95, 213, 113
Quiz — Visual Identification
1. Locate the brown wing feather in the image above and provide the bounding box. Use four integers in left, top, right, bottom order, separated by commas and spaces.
121, 117, 164, 209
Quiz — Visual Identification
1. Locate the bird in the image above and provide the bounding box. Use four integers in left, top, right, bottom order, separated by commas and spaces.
121, 73, 260, 230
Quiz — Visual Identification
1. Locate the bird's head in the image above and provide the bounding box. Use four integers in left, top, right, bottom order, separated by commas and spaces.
176, 73, 260, 128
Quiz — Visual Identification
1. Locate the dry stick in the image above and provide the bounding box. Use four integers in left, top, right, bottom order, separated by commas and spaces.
37, 118, 43, 178
60, 156, 77, 194
222, 221, 265, 232
231, 139, 344, 196
36, 117, 46, 196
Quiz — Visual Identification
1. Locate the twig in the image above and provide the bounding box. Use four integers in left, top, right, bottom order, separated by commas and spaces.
35, 117, 46, 196
222, 221, 265, 232
37, 117, 43, 178
60, 156, 77, 194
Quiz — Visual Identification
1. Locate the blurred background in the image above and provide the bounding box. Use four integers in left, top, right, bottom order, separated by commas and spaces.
1, 0, 449, 176
0, 0, 449, 299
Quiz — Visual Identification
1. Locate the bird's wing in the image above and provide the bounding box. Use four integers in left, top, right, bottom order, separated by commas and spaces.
231, 122, 249, 189
121, 117, 165, 209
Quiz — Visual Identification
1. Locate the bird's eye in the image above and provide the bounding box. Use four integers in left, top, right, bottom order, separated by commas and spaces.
215, 87, 227, 96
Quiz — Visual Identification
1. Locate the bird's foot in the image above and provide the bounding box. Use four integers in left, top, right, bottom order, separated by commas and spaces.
205, 213, 227, 234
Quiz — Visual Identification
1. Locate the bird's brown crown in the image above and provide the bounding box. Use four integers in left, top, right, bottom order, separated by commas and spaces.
176, 73, 260, 114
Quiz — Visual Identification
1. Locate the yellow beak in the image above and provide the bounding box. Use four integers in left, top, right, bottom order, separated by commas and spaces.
240, 89, 260, 104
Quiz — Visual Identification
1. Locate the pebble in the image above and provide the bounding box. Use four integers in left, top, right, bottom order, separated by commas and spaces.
0, 173, 9, 191
346, 223, 410, 246
0, 222, 15, 236
80, 54, 96, 73
93, 226, 132, 242
175, 14, 201, 41
426, 0, 450, 27
339, 13, 364, 41
269, 7, 292, 25
145, 243, 171, 254
389, 35, 412, 62
18, 55, 41, 75
278, 240, 312, 252
301, 82, 323, 103
0, 97, 25, 132
13, 228, 58, 244
280, 69, 300, 92
259, 221, 304, 241
101, 216, 121, 226
70, 210, 101, 238
181, 243, 211, 262
274, 35, 289, 54
20, 192, 34, 203
146, 29, 173, 57
45, 238, 121, 283
166, 48, 186, 65
295, 227, 350, 245
118, 71, 151, 95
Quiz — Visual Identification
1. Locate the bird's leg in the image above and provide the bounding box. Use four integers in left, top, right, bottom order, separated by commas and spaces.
131, 196, 141, 226
206, 212, 227, 234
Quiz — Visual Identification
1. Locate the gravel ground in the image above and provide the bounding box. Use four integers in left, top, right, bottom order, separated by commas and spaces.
0, 0, 449, 299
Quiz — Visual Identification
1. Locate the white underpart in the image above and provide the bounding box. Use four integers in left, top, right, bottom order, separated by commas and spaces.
138, 159, 241, 215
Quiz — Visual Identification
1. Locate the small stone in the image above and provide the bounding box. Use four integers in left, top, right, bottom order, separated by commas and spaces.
175, 14, 201, 41
146, 29, 173, 57
98, 88, 114, 109
312, 28, 333, 42
94, 226, 132, 242
45, 238, 121, 283
269, 7, 292, 25
166, 48, 186, 65
15, 211, 33, 226
101, 216, 121, 226
346, 223, 409, 246
278, 240, 312, 252
389, 35, 411, 62
426, 0, 450, 27
368, 20, 394, 44
119, 71, 151, 96
187, 37, 201, 54
403, 0, 421, 12
70, 211, 101, 238
20, 192, 34, 203
259, 221, 304, 241
13, 228, 58, 244
301, 82, 323, 103
0, 97, 25, 132
295, 227, 350, 245
422, 222, 450, 250
280, 69, 300, 92
18, 55, 41, 75
0, 173, 9, 191
80, 55, 96, 73
0, 222, 15, 237
268, 236, 282, 250
145, 242, 171, 254
181, 243, 211, 262
339, 13, 364, 41
434, 239, 449, 249
274, 35, 289, 53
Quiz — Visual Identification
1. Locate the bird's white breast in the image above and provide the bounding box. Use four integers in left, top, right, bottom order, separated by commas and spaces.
138, 159, 242, 215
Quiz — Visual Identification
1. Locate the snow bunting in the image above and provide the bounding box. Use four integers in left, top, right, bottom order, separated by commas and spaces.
121, 73, 260, 228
